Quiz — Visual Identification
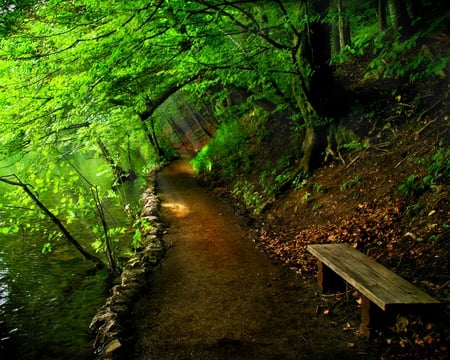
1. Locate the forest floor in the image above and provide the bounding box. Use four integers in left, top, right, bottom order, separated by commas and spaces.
203, 52, 450, 358
132, 37, 449, 359
131, 160, 380, 359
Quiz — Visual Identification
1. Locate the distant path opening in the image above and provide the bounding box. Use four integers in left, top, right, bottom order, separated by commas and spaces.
132, 159, 375, 360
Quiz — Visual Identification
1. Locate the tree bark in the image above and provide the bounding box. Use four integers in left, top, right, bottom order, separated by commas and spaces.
97, 138, 129, 183
388, 0, 412, 38
336, 0, 351, 50
377, 0, 388, 32
291, 1, 333, 173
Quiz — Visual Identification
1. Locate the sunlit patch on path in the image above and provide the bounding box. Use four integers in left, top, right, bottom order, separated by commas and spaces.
132, 160, 376, 360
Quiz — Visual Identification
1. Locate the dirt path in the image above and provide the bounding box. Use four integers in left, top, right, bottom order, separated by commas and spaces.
131, 159, 376, 359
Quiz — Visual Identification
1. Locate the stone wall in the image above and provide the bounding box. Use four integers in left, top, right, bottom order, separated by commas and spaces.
89, 173, 165, 359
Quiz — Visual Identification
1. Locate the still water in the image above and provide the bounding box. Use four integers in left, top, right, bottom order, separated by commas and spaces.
0, 156, 146, 359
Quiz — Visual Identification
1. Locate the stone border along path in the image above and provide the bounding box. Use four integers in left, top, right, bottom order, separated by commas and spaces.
130, 160, 379, 360
89, 171, 165, 359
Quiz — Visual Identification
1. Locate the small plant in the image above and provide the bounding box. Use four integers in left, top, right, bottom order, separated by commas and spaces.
405, 202, 420, 217
341, 140, 369, 151
233, 179, 266, 214
300, 192, 311, 205
312, 203, 323, 211
397, 174, 423, 196
292, 173, 308, 190
275, 172, 290, 186
312, 183, 323, 192
340, 181, 351, 191
340, 176, 360, 191
428, 234, 437, 242
420, 146, 450, 186
397, 146, 450, 196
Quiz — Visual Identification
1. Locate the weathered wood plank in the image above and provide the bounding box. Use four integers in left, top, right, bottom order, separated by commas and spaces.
313, 244, 431, 302
307, 244, 439, 310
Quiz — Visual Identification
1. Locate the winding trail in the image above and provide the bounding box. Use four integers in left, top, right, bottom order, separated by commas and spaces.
132, 159, 374, 359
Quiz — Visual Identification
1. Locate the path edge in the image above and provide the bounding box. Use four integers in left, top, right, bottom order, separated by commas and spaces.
89, 169, 165, 359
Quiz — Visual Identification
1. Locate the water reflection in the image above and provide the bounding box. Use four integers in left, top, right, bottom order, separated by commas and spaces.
0, 254, 8, 308
0, 174, 144, 359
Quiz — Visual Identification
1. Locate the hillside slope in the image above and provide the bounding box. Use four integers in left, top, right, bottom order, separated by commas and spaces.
195, 38, 449, 359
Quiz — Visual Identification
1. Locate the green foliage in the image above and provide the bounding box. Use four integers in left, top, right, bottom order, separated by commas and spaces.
131, 229, 142, 250
341, 139, 369, 151
312, 183, 323, 192
1, 0, 448, 274
292, 173, 308, 190
420, 146, 450, 186
397, 174, 423, 196
92, 226, 126, 253
397, 146, 450, 196
232, 179, 266, 214
331, 2, 450, 83
192, 115, 256, 181
366, 29, 450, 82
340, 175, 361, 191
300, 192, 311, 205
130, 218, 155, 250
258, 157, 308, 198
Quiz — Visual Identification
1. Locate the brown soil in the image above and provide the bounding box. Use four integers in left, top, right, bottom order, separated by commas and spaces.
131, 37, 449, 359
207, 73, 450, 358
131, 159, 378, 359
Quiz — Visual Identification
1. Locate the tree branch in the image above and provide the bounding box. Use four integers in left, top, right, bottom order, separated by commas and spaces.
0, 175, 104, 268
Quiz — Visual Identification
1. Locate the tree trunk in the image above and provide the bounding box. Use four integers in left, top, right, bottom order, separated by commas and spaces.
388, 0, 412, 38
291, 1, 333, 173
330, 0, 341, 55
97, 138, 128, 183
138, 74, 201, 160
377, 0, 388, 32
139, 114, 165, 160
336, 0, 351, 50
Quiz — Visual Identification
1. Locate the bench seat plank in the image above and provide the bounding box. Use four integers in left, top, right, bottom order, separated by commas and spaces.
307, 244, 440, 310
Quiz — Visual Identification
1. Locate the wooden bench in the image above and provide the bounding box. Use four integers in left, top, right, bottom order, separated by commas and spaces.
307, 243, 440, 338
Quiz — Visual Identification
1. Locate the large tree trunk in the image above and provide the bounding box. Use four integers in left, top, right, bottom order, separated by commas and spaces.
377, 0, 388, 32
336, 0, 351, 50
291, 1, 333, 173
330, 0, 351, 55
388, 0, 412, 38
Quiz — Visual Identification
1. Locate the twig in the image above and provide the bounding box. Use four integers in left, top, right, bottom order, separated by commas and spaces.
394, 242, 417, 272
300, 334, 308, 343
398, 102, 415, 108
415, 117, 436, 137
417, 97, 444, 123
395, 151, 419, 169
346, 154, 360, 168
439, 280, 450, 290
394, 157, 408, 169
318, 290, 352, 297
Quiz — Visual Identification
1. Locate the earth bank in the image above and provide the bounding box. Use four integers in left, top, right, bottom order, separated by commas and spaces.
198, 70, 449, 359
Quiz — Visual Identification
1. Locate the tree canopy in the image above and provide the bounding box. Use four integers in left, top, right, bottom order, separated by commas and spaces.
1, 0, 448, 268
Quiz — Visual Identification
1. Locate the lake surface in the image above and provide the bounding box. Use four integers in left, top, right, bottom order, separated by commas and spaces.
0, 155, 146, 359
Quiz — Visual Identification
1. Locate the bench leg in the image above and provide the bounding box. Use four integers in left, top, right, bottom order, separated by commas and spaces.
360, 295, 386, 338
316, 261, 347, 292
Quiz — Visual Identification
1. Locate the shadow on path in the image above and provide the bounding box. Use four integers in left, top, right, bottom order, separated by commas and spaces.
132, 159, 376, 360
